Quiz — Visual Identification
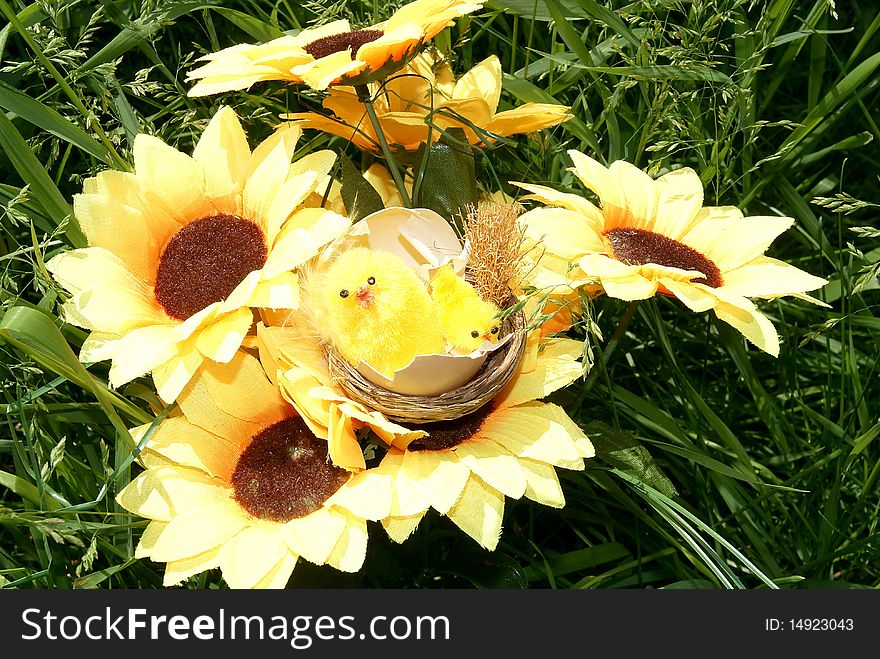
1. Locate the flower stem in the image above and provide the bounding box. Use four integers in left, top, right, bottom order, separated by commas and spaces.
354, 84, 412, 207
580, 300, 641, 396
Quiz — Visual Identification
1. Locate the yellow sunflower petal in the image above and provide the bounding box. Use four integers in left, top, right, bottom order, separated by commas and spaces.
453, 440, 527, 499
519, 458, 565, 508
400, 449, 471, 514
382, 514, 425, 544
480, 403, 585, 469
134, 520, 167, 559
327, 405, 366, 471
660, 278, 720, 313
219, 523, 288, 589
721, 256, 827, 299
195, 307, 254, 363
149, 504, 248, 562
79, 331, 120, 364
250, 272, 301, 310
286, 112, 377, 151
601, 272, 660, 300
326, 468, 392, 521
511, 181, 604, 223
446, 475, 505, 551
281, 508, 347, 565
191, 107, 250, 212
453, 55, 501, 111
608, 159, 659, 230
486, 104, 571, 137
71, 194, 173, 282
162, 547, 222, 586
176, 349, 289, 442
108, 325, 181, 388
519, 207, 606, 260
355, 24, 422, 71
151, 341, 204, 405
325, 514, 369, 573
133, 134, 215, 223
252, 552, 298, 589
652, 166, 704, 240
713, 300, 780, 357
242, 123, 303, 238
291, 51, 367, 91
567, 150, 624, 228
115, 466, 227, 522
682, 214, 795, 272
63, 283, 165, 335
495, 337, 584, 410
139, 416, 241, 481
263, 208, 350, 279
296, 19, 351, 44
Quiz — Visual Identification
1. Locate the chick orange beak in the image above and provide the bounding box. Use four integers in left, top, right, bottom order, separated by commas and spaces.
356, 285, 373, 308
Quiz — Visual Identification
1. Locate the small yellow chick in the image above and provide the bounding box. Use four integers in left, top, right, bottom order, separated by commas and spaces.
314, 247, 445, 378
429, 263, 502, 354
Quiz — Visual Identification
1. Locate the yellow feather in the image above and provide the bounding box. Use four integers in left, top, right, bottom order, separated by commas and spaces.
429, 264, 501, 353
310, 247, 445, 378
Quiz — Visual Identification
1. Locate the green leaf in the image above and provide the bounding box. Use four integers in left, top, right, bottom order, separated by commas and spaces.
584, 420, 678, 498
0, 79, 111, 162
415, 128, 477, 231
212, 7, 284, 41
0, 111, 84, 246
338, 152, 385, 222
0, 470, 62, 510
0, 306, 151, 431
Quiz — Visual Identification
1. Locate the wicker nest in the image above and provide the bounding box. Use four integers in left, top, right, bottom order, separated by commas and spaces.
326, 307, 528, 424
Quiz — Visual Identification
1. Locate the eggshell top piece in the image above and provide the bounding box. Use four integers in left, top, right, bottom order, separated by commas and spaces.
349, 207, 467, 282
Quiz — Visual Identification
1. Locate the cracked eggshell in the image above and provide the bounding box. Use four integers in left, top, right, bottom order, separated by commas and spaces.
356, 334, 513, 396
348, 206, 467, 282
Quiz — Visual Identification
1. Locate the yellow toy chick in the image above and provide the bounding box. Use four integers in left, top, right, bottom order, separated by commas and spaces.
429, 263, 502, 354
314, 247, 445, 379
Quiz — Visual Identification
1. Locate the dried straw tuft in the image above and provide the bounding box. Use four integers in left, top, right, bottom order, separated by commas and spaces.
463, 201, 528, 307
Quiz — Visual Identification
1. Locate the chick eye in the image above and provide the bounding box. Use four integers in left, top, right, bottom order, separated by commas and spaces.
471, 330, 480, 338
367, 276, 376, 285
339, 289, 349, 298
490, 326, 499, 335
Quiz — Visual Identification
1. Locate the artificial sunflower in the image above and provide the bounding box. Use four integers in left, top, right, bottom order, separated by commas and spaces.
284, 52, 571, 151
514, 151, 829, 356
366, 335, 595, 550
256, 321, 426, 472
187, 0, 485, 94
47, 107, 349, 403
116, 350, 390, 588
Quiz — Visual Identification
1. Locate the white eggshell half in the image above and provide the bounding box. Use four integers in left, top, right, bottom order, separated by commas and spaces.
356, 333, 513, 396
349, 206, 467, 282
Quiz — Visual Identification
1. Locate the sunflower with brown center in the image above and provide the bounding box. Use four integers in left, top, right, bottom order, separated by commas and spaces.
256, 321, 427, 472
514, 150, 828, 356
46, 107, 350, 403
116, 351, 390, 588
361, 334, 595, 550
187, 0, 485, 94
283, 52, 571, 151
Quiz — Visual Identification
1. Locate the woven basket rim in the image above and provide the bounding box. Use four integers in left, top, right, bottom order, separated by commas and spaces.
327, 308, 528, 424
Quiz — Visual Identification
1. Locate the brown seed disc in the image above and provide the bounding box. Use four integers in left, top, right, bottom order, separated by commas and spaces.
231, 417, 350, 523
407, 404, 495, 452
304, 29, 384, 60
154, 214, 267, 320
605, 227, 723, 288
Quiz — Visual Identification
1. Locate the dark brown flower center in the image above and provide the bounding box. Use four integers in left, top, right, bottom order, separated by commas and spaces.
407, 405, 495, 452
605, 227, 723, 288
154, 214, 267, 320
304, 29, 384, 60
231, 417, 350, 522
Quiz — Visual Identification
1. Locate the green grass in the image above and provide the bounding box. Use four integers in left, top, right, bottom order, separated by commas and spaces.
1, 0, 878, 589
